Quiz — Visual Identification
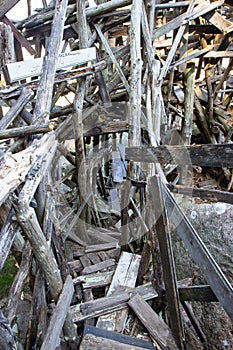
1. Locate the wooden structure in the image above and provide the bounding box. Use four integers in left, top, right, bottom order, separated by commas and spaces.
0, 0, 232, 349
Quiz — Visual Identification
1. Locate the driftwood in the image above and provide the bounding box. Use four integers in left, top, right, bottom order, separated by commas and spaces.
0, 0, 233, 349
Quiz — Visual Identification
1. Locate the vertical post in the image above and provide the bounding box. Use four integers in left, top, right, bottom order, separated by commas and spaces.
129, 0, 142, 147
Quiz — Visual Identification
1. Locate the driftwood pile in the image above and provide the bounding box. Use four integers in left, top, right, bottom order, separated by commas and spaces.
0, 0, 233, 349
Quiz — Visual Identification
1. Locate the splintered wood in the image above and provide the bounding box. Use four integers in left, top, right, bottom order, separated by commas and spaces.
0, 1, 233, 350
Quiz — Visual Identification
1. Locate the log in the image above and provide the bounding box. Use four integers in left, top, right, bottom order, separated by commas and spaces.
0, 123, 53, 139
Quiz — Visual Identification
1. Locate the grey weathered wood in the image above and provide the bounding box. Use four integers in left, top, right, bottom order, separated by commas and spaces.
152, 0, 224, 40
6, 241, 32, 324
0, 208, 20, 270
1, 15, 36, 56
0, 123, 52, 139
0, 134, 55, 206
94, 24, 130, 94
96, 252, 141, 332
0, 309, 17, 350
70, 282, 158, 323
86, 0, 131, 18
128, 294, 178, 350
125, 143, 233, 168
81, 259, 116, 275
158, 0, 195, 83
182, 62, 195, 145
73, 270, 114, 289
40, 275, 74, 350
163, 184, 233, 322
128, 0, 142, 146
32, 0, 68, 125
0, 87, 34, 130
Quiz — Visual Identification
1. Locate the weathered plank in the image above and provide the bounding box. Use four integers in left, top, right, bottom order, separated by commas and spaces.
81, 259, 116, 275
128, 294, 178, 350
40, 276, 74, 350
70, 283, 158, 323
4, 47, 96, 82
96, 252, 141, 331
125, 144, 233, 168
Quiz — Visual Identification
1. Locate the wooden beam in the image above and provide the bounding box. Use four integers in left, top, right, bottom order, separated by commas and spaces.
125, 144, 233, 168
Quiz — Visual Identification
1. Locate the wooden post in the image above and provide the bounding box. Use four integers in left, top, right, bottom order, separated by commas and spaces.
32, 0, 68, 125
128, 0, 142, 147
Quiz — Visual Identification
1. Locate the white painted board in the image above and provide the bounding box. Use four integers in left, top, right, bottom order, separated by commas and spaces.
5, 47, 96, 82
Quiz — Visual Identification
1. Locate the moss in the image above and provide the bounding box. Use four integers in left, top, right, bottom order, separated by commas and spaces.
0, 256, 18, 299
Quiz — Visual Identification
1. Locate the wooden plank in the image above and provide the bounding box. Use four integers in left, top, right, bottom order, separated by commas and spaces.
4, 47, 96, 82
81, 259, 116, 275
163, 184, 233, 322
96, 252, 141, 331
73, 271, 114, 289
128, 294, 178, 350
40, 276, 74, 350
152, 0, 224, 40
70, 282, 158, 323
0, 0, 20, 18
125, 143, 233, 168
